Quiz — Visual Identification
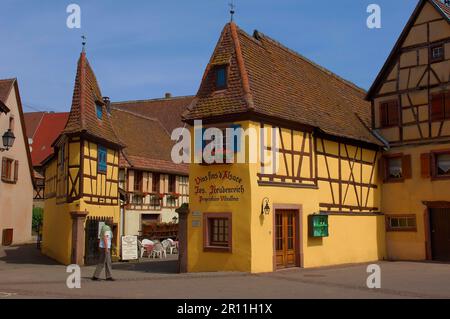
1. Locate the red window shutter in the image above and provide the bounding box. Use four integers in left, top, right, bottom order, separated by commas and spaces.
402, 155, 412, 179
1, 158, 7, 180
378, 157, 386, 182
420, 153, 431, 178
431, 93, 444, 121
14, 160, 19, 182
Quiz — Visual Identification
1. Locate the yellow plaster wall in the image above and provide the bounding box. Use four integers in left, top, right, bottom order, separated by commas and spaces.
381, 142, 450, 260
187, 121, 386, 273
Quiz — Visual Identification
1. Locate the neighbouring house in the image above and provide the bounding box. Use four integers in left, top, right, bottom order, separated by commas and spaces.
24, 111, 69, 208
42, 49, 123, 265
110, 97, 191, 237
0, 78, 34, 245
366, 0, 450, 262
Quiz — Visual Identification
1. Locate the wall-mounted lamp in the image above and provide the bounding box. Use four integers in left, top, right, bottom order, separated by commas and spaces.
0, 129, 15, 152
261, 197, 271, 215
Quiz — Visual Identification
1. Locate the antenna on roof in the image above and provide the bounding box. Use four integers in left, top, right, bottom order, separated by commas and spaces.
81, 35, 87, 52
229, 1, 236, 22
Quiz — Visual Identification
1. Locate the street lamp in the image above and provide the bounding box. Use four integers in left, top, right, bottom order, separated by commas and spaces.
261, 198, 271, 216
0, 129, 15, 152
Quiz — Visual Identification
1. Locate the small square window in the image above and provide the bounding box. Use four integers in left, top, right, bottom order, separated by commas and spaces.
387, 157, 403, 179
203, 213, 232, 252
96, 103, 103, 120
215, 66, 227, 90
431, 45, 444, 62
436, 153, 450, 176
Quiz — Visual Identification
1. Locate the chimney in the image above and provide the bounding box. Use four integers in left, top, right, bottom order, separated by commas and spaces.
103, 97, 111, 114
165, 92, 172, 99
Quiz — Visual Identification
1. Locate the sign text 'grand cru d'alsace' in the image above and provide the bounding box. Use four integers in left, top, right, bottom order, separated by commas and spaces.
194, 171, 245, 203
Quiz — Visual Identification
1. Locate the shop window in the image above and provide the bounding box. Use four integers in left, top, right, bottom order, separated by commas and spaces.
386, 215, 417, 232
214, 65, 228, 90
379, 154, 411, 182
203, 213, 232, 252
97, 146, 107, 174
431, 92, 450, 122
1, 157, 18, 184
380, 100, 399, 128
430, 44, 444, 63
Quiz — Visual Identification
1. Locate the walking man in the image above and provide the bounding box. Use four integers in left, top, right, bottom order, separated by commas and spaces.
92, 223, 115, 281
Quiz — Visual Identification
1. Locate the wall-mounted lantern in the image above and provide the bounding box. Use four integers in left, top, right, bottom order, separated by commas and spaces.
0, 129, 15, 152
261, 197, 271, 216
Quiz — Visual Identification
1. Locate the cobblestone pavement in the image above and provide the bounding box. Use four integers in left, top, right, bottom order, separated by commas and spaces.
1, 245, 449, 299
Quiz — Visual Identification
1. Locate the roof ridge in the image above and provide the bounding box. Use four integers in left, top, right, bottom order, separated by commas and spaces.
111, 95, 195, 105
230, 22, 255, 110
244, 29, 367, 95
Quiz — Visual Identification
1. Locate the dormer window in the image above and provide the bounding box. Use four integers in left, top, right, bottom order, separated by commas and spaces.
215, 65, 228, 90
96, 103, 103, 120
430, 44, 444, 63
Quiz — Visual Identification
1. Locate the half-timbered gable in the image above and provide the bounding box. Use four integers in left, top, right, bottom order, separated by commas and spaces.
368, 0, 450, 145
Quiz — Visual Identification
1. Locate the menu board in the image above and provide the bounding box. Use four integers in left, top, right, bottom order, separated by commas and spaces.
121, 235, 138, 261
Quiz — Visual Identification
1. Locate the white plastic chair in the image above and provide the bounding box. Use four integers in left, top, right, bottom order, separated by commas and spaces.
151, 243, 166, 259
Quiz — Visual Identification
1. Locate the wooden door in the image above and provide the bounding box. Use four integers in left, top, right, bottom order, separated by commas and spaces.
275, 210, 298, 269
430, 208, 450, 261
2, 229, 13, 246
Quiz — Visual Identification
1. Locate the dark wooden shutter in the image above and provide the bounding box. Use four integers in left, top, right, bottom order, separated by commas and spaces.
402, 155, 412, 179
421, 153, 431, 178
1, 157, 7, 180
431, 93, 444, 121
445, 92, 450, 119
13, 160, 18, 182
378, 157, 386, 182
389, 100, 400, 126
380, 103, 388, 127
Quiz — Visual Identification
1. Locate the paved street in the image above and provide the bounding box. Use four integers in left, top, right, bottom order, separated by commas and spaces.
0, 245, 449, 299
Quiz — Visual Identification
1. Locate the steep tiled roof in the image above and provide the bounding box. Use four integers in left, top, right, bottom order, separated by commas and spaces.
111, 95, 193, 134
24, 112, 45, 139
185, 23, 381, 146
111, 108, 188, 175
25, 112, 69, 166
62, 51, 121, 147
0, 79, 14, 113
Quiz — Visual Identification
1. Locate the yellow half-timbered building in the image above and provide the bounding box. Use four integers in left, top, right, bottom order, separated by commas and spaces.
42, 48, 123, 265
183, 22, 386, 273
367, 0, 450, 262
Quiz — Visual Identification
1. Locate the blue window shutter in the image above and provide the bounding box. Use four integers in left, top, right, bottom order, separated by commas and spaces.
98, 146, 107, 172
231, 124, 241, 152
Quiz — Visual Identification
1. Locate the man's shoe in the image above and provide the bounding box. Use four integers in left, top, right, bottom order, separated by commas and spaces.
91, 277, 100, 281
106, 278, 116, 281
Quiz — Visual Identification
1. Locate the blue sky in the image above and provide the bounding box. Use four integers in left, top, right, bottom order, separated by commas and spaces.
0, 0, 418, 113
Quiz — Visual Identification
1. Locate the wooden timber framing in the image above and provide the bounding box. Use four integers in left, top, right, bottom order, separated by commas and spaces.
368, 0, 450, 145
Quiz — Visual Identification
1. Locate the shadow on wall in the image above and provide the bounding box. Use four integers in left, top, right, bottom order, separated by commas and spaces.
0, 244, 59, 265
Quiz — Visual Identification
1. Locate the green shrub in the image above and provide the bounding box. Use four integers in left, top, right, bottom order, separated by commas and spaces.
32, 207, 44, 233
